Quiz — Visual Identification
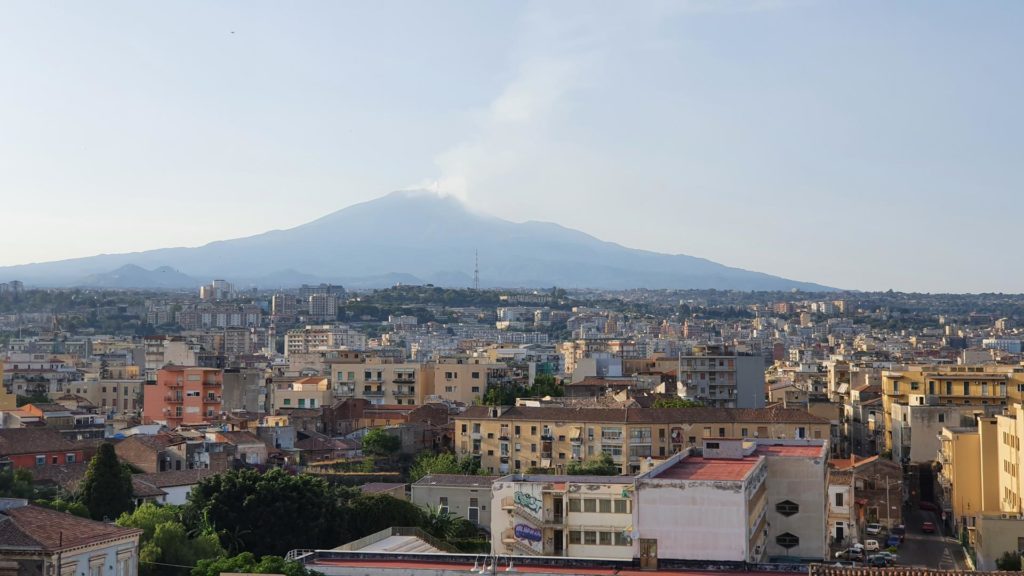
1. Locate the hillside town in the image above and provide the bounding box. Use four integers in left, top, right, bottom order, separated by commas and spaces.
1, 283, 1023, 576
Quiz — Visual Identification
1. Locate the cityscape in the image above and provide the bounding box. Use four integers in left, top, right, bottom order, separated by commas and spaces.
1, 3, 1021, 576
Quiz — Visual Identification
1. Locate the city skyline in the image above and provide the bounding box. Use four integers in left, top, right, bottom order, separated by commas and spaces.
1, 1, 1022, 293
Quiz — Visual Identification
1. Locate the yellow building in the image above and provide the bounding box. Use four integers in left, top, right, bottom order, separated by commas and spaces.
881, 364, 1023, 452
455, 405, 830, 475
328, 358, 424, 406
424, 357, 509, 405
272, 376, 332, 411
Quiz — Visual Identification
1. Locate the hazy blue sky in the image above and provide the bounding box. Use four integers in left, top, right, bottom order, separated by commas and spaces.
1, 1, 1021, 292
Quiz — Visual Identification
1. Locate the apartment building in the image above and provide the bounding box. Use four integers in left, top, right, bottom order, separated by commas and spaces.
272, 376, 332, 411
425, 357, 510, 405
284, 325, 366, 357
143, 367, 223, 428
678, 344, 766, 409
329, 360, 424, 406
455, 405, 830, 475
0, 360, 14, 411
65, 378, 143, 416
882, 364, 1023, 459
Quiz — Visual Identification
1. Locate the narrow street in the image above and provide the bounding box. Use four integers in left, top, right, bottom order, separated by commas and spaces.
896, 507, 968, 570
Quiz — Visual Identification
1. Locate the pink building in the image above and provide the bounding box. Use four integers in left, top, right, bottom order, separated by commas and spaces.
144, 367, 223, 428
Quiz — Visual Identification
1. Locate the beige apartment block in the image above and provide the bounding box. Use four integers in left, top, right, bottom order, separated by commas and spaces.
455, 405, 830, 475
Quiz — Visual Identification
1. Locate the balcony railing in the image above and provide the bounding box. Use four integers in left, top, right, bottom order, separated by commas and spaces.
165, 395, 182, 403
363, 389, 385, 397
393, 376, 416, 384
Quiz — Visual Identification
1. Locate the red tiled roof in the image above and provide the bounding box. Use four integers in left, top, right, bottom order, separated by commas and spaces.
0, 505, 141, 551
755, 444, 826, 458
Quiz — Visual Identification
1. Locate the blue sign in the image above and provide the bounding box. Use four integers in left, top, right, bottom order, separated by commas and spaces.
514, 524, 542, 542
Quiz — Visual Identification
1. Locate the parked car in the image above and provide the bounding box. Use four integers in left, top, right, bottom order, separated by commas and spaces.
867, 555, 891, 567
864, 540, 880, 551
866, 523, 884, 535
921, 521, 936, 533
919, 501, 939, 512
886, 534, 902, 548
891, 524, 906, 542
832, 561, 857, 568
835, 547, 865, 560
877, 551, 900, 564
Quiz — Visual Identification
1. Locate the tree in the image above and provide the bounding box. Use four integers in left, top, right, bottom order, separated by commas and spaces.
361, 428, 401, 457
79, 442, 133, 521
566, 452, 619, 476
192, 553, 320, 576
997, 551, 1022, 570
347, 494, 425, 538
0, 468, 35, 499
35, 498, 90, 518
408, 452, 480, 483
184, 468, 344, 556
118, 505, 225, 576
651, 397, 704, 408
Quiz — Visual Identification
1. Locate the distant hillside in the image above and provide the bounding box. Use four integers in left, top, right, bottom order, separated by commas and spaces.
0, 191, 835, 291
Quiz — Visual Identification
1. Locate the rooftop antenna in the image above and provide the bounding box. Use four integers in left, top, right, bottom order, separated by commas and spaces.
473, 249, 480, 291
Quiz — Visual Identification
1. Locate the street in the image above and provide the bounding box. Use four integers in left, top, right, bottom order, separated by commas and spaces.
895, 507, 968, 570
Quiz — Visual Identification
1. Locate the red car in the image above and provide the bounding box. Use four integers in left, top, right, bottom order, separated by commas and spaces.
921, 521, 936, 533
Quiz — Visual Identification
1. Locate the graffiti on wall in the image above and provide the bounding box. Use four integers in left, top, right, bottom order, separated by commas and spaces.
514, 491, 542, 513
515, 523, 542, 542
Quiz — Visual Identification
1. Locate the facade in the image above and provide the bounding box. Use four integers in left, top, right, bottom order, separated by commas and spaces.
272, 376, 332, 412
328, 360, 424, 406
424, 358, 510, 405
882, 364, 1021, 457
221, 368, 267, 414
678, 344, 766, 409
284, 325, 366, 357
143, 367, 223, 428
0, 429, 84, 470
65, 379, 142, 416
0, 499, 142, 576
456, 405, 830, 475
411, 474, 499, 529
889, 399, 1002, 464
491, 474, 635, 559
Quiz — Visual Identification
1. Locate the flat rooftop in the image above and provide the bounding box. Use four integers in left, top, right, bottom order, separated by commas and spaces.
307, 557, 786, 576
755, 444, 826, 458
655, 456, 758, 481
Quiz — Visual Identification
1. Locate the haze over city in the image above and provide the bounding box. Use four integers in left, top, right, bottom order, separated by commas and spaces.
1, 1, 1022, 292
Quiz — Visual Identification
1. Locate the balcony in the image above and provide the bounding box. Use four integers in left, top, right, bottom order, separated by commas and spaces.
165, 395, 183, 403
502, 528, 517, 543
540, 433, 554, 441
203, 396, 221, 404
393, 376, 416, 384
363, 389, 385, 397
395, 388, 416, 397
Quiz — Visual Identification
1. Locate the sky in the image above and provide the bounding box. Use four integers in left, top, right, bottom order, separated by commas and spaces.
0, 1, 1021, 293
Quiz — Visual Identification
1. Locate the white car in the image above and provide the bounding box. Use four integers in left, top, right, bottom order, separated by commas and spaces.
866, 523, 883, 535
864, 539, 880, 551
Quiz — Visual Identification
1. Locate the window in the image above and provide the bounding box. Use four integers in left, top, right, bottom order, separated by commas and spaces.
614, 532, 630, 546
599, 499, 612, 513
65, 453, 76, 464
569, 499, 582, 512
614, 500, 628, 514
514, 425, 521, 435
472, 372, 480, 379
283, 398, 291, 406
963, 382, 970, 395
439, 496, 449, 514
469, 498, 479, 523
531, 426, 537, 435
471, 386, 480, 393
583, 499, 597, 513
599, 532, 612, 546
703, 427, 711, 437
796, 427, 806, 439
569, 531, 582, 544
938, 413, 945, 423
776, 533, 799, 549
718, 427, 726, 438
35, 455, 45, 467
776, 500, 799, 516
741, 428, 748, 437
706, 442, 720, 449
835, 492, 844, 507
947, 382, 953, 395
461, 424, 467, 433
583, 531, 597, 545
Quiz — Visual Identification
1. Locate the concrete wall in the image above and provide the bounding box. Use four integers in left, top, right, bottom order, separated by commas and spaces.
411, 484, 492, 529
635, 471, 756, 561
975, 514, 1024, 571
762, 455, 827, 560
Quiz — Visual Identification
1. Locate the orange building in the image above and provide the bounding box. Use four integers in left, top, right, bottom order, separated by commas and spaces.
143, 367, 223, 428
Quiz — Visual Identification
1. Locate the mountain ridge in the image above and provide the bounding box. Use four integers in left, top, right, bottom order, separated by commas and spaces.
0, 190, 837, 291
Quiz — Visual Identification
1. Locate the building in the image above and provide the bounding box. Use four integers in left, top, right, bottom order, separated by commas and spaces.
456, 405, 830, 475
308, 294, 338, 320
142, 367, 224, 428
0, 429, 84, 469
0, 360, 15, 411
678, 344, 766, 409
490, 438, 826, 563
221, 368, 267, 414
411, 474, 499, 529
425, 357, 510, 405
881, 364, 1022, 458
272, 376, 332, 412
327, 359, 424, 406
0, 498, 142, 576
491, 473, 635, 558
284, 325, 367, 357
